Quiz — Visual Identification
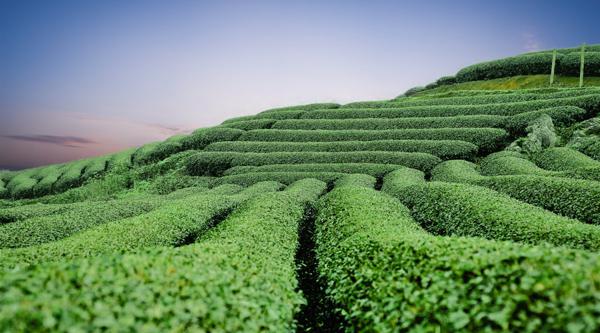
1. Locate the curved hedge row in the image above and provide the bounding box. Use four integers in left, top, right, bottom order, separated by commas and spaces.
206, 139, 478, 159
272, 115, 506, 130
532, 147, 600, 171
302, 94, 600, 119
0, 203, 74, 224
220, 119, 276, 131
223, 163, 404, 177
32, 165, 65, 197
344, 88, 599, 109
431, 160, 600, 224
383, 169, 600, 251
456, 51, 600, 82
211, 172, 347, 187
316, 183, 600, 332
0, 179, 325, 332
239, 128, 508, 151
0, 199, 161, 248
0, 182, 283, 269
333, 173, 377, 188
479, 151, 551, 176
456, 52, 559, 82
185, 151, 441, 176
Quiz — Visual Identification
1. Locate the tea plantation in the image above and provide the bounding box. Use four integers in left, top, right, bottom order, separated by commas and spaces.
3, 46, 600, 332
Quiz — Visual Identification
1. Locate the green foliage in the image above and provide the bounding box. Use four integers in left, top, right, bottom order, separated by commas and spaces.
333, 173, 376, 188
239, 128, 507, 151
479, 151, 551, 176
560, 52, 600, 76
81, 156, 109, 179
385, 170, 600, 250
303, 93, 600, 119
0, 199, 160, 248
31, 165, 64, 197
272, 114, 506, 130
220, 118, 276, 130
207, 139, 478, 159
52, 159, 89, 193
0, 179, 324, 332
6, 172, 38, 199
507, 115, 557, 155
431, 159, 600, 224
0, 204, 74, 224
40, 172, 133, 204
370, 87, 598, 108
456, 52, 559, 82
212, 172, 347, 187
0, 182, 282, 269
316, 184, 600, 332
180, 127, 244, 151
532, 147, 600, 171
223, 163, 404, 177
505, 106, 586, 133
186, 151, 441, 176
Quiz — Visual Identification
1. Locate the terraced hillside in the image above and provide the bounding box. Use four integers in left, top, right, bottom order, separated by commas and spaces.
3, 46, 600, 331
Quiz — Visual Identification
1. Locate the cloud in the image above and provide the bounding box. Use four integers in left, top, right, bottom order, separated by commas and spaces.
2, 135, 98, 148
144, 123, 194, 135
522, 32, 541, 52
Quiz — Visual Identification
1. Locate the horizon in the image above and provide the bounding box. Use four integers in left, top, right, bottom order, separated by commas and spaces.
2, 0, 600, 170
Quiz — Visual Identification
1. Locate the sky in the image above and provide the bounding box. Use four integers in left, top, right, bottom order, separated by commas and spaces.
1, 0, 600, 170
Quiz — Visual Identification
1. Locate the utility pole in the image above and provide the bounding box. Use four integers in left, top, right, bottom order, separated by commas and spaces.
580, 43, 586, 88
550, 50, 557, 86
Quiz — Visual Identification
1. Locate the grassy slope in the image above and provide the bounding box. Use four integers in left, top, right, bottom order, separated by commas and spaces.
417, 74, 600, 96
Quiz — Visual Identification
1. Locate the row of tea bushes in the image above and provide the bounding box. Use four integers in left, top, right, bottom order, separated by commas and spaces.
206, 139, 478, 160
316, 182, 600, 331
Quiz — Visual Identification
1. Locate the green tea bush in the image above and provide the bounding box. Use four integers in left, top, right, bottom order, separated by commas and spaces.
0, 199, 160, 248
456, 52, 559, 82
333, 173, 376, 188
211, 172, 347, 187
509, 114, 558, 155
146, 173, 213, 195
107, 148, 136, 170
354, 88, 598, 108
220, 118, 276, 130
40, 172, 133, 204
0, 179, 325, 332
431, 160, 600, 224
5, 172, 38, 199
180, 127, 244, 151
303, 94, 600, 119
272, 115, 505, 130
0, 185, 274, 268
479, 151, 551, 176
316, 183, 600, 331
133, 135, 190, 165
223, 163, 403, 177
52, 160, 89, 193
186, 151, 441, 176
134, 150, 197, 180
384, 170, 600, 250
532, 147, 600, 171
207, 139, 478, 159
0, 203, 74, 224
81, 156, 109, 179
560, 52, 600, 76
239, 128, 508, 151
31, 165, 64, 197
505, 106, 586, 133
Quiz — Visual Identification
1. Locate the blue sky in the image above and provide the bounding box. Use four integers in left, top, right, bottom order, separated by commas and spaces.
1, 0, 599, 169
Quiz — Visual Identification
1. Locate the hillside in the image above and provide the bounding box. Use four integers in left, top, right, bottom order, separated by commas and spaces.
2, 45, 600, 331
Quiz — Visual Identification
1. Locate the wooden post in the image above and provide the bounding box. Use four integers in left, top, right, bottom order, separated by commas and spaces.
550, 50, 557, 85
580, 43, 586, 88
